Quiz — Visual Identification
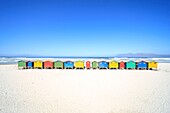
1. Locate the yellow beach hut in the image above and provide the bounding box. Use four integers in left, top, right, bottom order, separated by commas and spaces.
74, 61, 84, 69
109, 60, 118, 69
148, 61, 158, 70
34, 60, 43, 69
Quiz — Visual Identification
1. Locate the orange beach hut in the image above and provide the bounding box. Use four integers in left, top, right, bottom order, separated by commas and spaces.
44, 60, 53, 69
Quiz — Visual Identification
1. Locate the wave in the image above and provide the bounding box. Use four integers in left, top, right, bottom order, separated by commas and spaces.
0, 57, 170, 64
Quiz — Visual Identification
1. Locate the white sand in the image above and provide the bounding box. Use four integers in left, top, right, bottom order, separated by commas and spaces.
0, 63, 170, 113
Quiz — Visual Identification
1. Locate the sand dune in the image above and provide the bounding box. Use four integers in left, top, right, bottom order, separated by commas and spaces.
0, 63, 170, 113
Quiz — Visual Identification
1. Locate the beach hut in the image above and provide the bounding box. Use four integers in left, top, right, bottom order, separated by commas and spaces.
92, 61, 98, 69
26, 61, 33, 69
119, 61, 125, 69
64, 61, 74, 69
44, 60, 53, 69
148, 61, 158, 70
86, 61, 91, 69
34, 60, 43, 69
98, 61, 109, 69
126, 61, 136, 69
137, 61, 148, 70
109, 60, 118, 69
18, 60, 26, 69
74, 61, 84, 69
54, 60, 63, 69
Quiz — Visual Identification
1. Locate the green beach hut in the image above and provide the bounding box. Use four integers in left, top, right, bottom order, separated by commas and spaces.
18, 60, 26, 69
92, 61, 98, 69
126, 61, 136, 69
54, 60, 63, 69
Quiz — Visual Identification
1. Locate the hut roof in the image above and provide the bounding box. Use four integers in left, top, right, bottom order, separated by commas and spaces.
55, 60, 62, 62
26, 60, 32, 62
44, 60, 53, 62
139, 60, 147, 62
120, 61, 125, 62
149, 60, 157, 63
75, 60, 83, 62
34, 60, 42, 62
127, 60, 135, 63
18, 60, 25, 62
65, 60, 73, 62
99, 61, 108, 63
110, 60, 118, 62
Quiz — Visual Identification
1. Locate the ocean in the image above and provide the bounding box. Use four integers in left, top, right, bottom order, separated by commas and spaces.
0, 56, 170, 64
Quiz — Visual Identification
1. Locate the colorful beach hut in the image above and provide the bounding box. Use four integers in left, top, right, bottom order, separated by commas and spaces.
26, 61, 33, 69
64, 61, 74, 69
119, 61, 125, 69
74, 61, 84, 69
137, 61, 148, 70
18, 60, 26, 69
44, 60, 53, 69
148, 61, 158, 70
86, 61, 91, 69
109, 60, 118, 69
92, 61, 98, 69
34, 60, 43, 69
98, 61, 108, 69
54, 60, 63, 69
126, 61, 136, 69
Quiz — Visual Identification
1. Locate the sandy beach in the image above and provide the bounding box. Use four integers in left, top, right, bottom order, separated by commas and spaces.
0, 63, 170, 113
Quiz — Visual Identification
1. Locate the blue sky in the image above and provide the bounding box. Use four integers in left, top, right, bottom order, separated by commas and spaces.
0, 0, 170, 56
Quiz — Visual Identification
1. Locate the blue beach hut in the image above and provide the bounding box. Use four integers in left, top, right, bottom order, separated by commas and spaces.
137, 61, 148, 69
64, 61, 74, 69
27, 61, 33, 69
98, 61, 108, 69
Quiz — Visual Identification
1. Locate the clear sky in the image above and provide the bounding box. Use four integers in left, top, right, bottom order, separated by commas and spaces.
0, 0, 170, 56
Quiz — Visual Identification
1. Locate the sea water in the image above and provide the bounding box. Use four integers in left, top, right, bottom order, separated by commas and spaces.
1, 56, 170, 65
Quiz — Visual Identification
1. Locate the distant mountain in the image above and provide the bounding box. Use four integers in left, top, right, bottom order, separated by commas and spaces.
114, 53, 170, 58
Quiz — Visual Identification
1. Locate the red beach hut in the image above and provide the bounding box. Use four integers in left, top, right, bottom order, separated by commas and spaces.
86, 61, 91, 69
119, 61, 125, 69
44, 60, 53, 69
